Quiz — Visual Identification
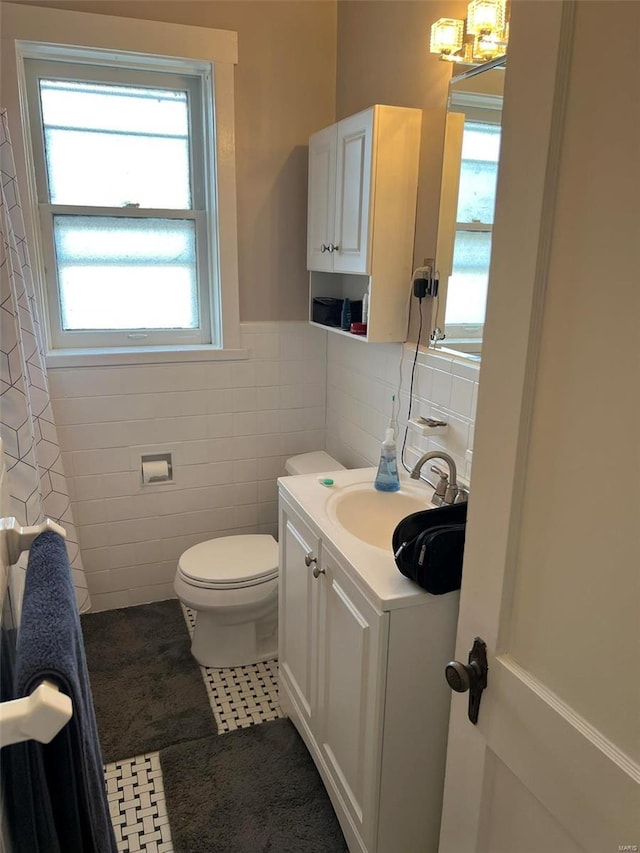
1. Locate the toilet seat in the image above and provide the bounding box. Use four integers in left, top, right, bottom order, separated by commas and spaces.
178, 534, 278, 590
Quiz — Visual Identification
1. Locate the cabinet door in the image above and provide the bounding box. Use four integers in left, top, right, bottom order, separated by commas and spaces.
307, 124, 336, 272
333, 109, 373, 275
278, 505, 320, 733
316, 548, 387, 849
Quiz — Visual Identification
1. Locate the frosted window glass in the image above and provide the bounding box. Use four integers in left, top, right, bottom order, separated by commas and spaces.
445, 231, 492, 325
456, 122, 501, 224
53, 216, 198, 330
40, 80, 191, 208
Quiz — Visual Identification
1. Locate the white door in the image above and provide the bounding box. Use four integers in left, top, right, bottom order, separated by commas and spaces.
307, 123, 336, 272
439, 3, 640, 852
333, 109, 373, 275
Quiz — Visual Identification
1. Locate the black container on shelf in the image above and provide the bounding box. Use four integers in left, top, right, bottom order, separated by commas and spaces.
312, 297, 362, 328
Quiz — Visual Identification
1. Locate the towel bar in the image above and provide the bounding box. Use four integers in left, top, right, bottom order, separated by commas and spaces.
0, 680, 73, 748
0, 517, 66, 566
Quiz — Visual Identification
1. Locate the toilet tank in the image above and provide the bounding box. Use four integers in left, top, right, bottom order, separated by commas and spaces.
285, 451, 345, 476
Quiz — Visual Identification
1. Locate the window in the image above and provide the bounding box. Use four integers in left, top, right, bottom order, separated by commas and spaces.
444, 120, 501, 344
24, 54, 217, 349
3, 0, 241, 362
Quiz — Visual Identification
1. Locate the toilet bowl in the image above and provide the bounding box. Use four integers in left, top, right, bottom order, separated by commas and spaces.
174, 451, 344, 668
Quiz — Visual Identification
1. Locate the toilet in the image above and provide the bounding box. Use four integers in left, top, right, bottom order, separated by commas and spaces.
174, 451, 344, 668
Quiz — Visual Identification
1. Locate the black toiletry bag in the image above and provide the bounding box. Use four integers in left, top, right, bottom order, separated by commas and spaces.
312, 297, 363, 327
392, 501, 467, 594
312, 297, 342, 326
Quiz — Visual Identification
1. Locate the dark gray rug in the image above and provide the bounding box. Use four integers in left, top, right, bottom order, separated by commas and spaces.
160, 718, 348, 853
81, 599, 215, 764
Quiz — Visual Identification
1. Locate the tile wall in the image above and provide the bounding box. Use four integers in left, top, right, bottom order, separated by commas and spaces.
49, 322, 479, 612
49, 322, 327, 611
325, 335, 480, 482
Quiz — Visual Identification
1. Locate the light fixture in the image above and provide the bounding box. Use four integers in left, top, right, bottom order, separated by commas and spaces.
429, 18, 465, 60
466, 0, 506, 37
430, 0, 508, 64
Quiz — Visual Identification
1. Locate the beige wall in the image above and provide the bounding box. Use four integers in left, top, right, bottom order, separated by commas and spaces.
7, 0, 337, 322
8, 1, 468, 323
336, 0, 467, 274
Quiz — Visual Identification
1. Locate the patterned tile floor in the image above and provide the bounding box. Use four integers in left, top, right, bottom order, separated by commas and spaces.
104, 605, 283, 852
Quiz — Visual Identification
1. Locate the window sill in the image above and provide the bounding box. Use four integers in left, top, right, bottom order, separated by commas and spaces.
45, 345, 250, 369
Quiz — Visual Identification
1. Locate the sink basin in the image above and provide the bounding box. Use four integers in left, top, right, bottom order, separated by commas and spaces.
326, 481, 431, 551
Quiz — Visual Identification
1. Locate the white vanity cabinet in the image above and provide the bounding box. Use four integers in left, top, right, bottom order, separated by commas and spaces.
307, 105, 421, 342
278, 480, 460, 853
279, 506, 320, 734
315, 544, 387, 850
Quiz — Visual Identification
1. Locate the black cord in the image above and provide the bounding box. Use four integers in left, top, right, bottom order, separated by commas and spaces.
400, 296, 423, 473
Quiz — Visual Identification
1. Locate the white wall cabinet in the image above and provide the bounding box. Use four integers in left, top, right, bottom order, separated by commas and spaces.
307, 111, 373, 274
307, 105, 421, 343
278, 481, 460, 853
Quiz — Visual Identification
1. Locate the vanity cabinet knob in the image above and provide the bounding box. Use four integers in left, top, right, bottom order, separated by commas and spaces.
304, 552, 317, 567
312, 565, 325, 578
320, 243, 328, 253
329, 243, 339, 252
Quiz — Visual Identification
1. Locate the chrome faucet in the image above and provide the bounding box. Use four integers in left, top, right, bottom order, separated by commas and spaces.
410, 451, 467, 506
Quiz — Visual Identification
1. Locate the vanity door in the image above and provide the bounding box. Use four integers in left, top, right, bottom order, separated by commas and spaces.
315, 546, 388, 850
278, 501, 320, 734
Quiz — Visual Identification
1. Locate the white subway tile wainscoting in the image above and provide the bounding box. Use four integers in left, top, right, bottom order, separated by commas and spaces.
49, 322, 327, 610
51, 320, 479, 612
326, 335, 480, 481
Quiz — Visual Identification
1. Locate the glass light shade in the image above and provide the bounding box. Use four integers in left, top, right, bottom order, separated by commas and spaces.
430, 18, 465, 56
466, 0, 506, 35
473, 33, 505, 61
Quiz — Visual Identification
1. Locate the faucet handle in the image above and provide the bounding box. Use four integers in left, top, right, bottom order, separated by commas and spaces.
431, 465, 449, 499
431, 465, 449, 481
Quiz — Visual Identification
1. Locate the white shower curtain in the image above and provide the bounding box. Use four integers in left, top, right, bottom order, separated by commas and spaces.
0, 108, 90, 613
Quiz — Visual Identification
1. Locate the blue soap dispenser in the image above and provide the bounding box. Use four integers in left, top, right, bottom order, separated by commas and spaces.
374, 427, 400, 492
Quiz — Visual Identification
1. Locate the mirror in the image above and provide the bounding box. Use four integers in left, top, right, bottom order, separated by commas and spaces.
432, 56, 506, 360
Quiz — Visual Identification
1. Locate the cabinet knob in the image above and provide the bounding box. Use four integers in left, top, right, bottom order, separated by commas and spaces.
304, 552, 317, 567
312, 565, 326, 578
329, 243, 339, 252
320, 243, 328, 253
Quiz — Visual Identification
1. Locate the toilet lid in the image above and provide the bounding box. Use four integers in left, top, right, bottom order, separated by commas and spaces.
178, 535, 278, 587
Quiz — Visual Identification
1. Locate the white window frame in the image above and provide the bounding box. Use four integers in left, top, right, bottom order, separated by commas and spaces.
25, 53, 216, 350
2, 2, 244, 365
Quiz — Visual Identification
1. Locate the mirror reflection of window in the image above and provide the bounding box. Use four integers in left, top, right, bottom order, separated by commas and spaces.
445, 121, 501, 341
433, 57, 506, 360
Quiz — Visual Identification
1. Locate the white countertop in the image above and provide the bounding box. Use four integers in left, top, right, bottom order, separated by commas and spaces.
278, 467, 456, 613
